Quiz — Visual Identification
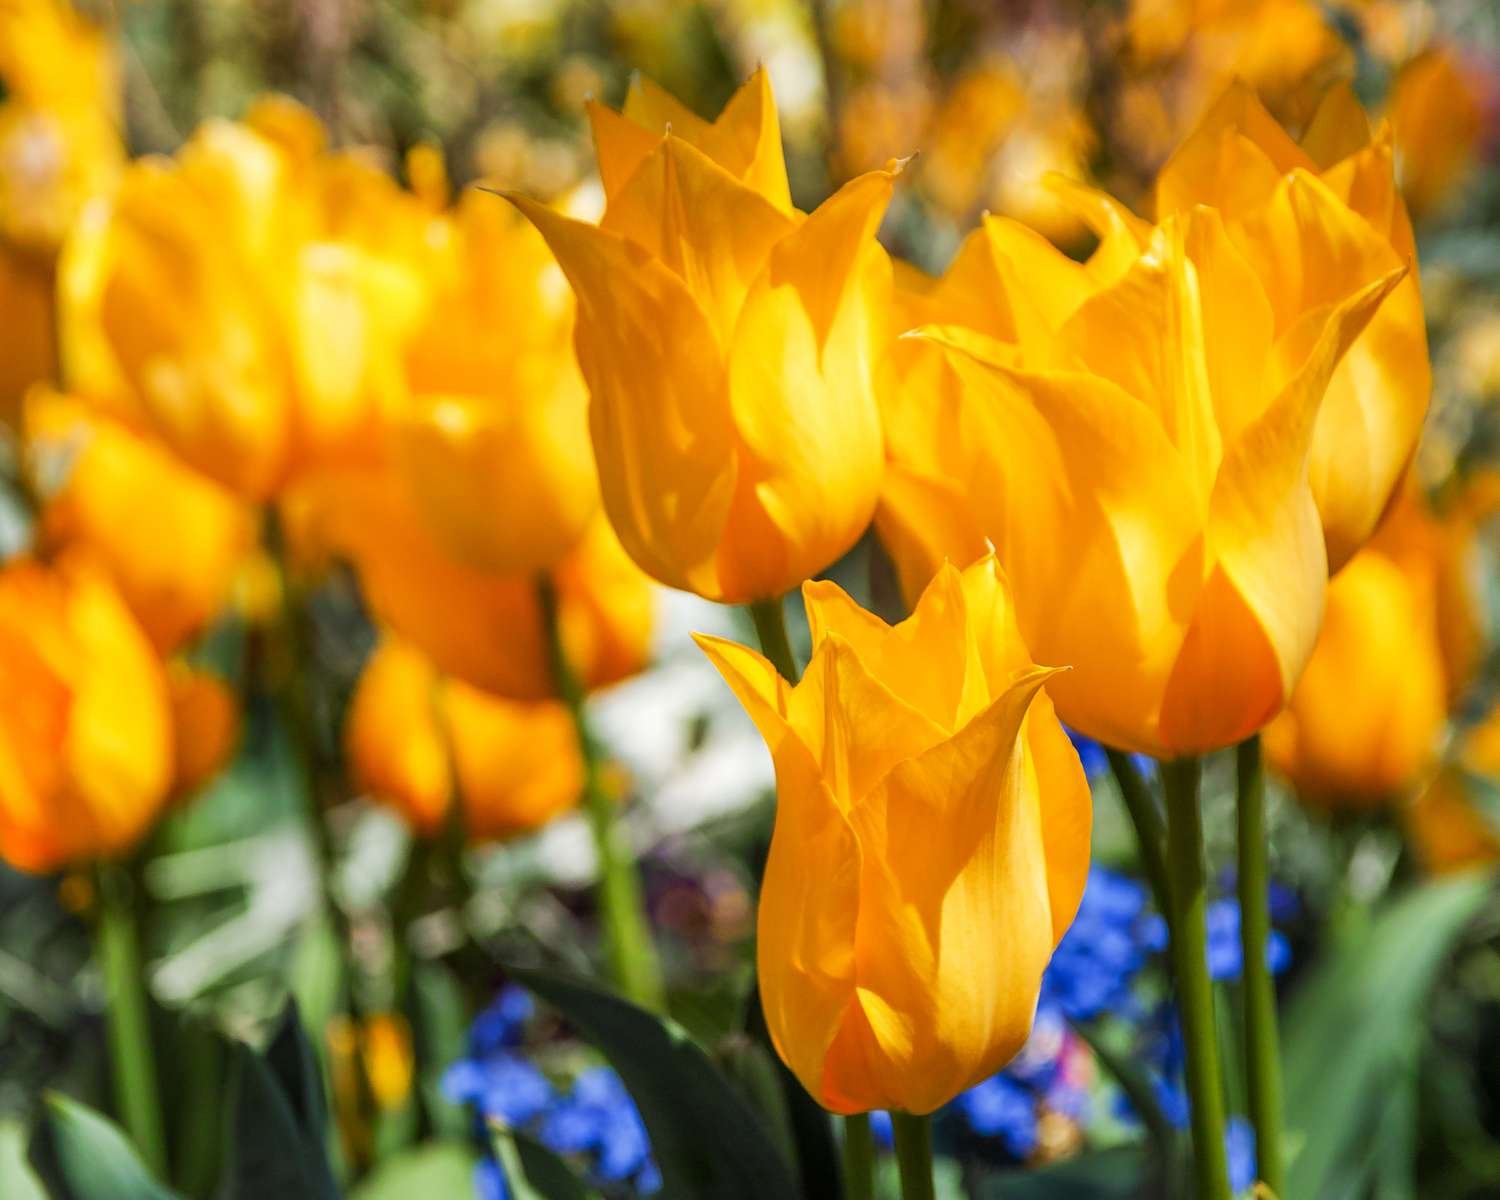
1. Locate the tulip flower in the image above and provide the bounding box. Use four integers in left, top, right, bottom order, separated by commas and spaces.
1266, 481, 1488, 807
696, 556, 1090, 1114
0, 554, 172, 872
507, 69, 894, 603
284, 465, 652, 702
346, 638, 582, 840
394, 188, 596, 574
25, 387, 253, 653
880, 136, 1406, 756
59, 101, 430, 500
1154, 84, 1430, 570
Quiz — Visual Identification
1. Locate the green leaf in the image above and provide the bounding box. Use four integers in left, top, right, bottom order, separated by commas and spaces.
220, 1005, 340, 1200
491, 1124, 600, 1200
28, 1094, 181, 1200
350, 1142, 475, 1200
975, 1148, 1146, 1198
507, 964, 799, 1200
1284, 871, 1492, 1198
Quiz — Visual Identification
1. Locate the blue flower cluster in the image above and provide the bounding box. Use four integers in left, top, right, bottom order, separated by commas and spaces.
444, 985, 660, 1198
938, 862, 1288, 1191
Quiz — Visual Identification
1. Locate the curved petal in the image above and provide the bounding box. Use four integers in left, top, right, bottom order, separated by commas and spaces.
874, 467, 990, 609
504, 194, 737, 596
839, 667, 1061, 1114
922, 337, 1206, 753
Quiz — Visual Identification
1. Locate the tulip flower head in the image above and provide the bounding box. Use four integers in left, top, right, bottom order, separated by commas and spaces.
0, 554, 172, 872
879, 88, 1409, 756
346, 638, 584, 841
508, 69, 895, 603
696, 556, 1090, 1114
395, 187, 596, 575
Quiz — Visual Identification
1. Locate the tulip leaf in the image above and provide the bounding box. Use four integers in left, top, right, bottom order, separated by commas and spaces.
28, 1093, 181, 1200
975, 1147, 1146, 1198
491, 1123, 601, 1200
507, 963, 800, 1200
220, 1002, 340, 1200
1283, 870, 1492, 1198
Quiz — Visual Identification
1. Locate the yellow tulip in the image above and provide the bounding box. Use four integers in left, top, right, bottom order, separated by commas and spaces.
166, 662, 240, 800
0, 553, 172, 872
25, 387, 254, 653
1389, 48, 1486, 221
59, 102, 430, 500
695, 557, 1090, 1114
1266, 479, 1489, 808
345, 638, 583, 841
395, 187, 597, 573
879, 147, 1405, 755
1154, 83, 1430, 570
1261, 540, 1444, 807
508, 69, 894, 603
285, 464, 652, 702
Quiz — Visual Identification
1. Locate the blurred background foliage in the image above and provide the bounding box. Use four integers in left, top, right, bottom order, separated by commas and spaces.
5, 0, 1500, 1198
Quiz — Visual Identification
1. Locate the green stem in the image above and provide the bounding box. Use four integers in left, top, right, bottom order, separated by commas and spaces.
749, 596, 799, 683
1107, 750, 1173, 938
842, 1113, 875, 1200
94, 863, 166, 1178
537, 576, 665, 1012
1161, 757, 1231, 1200
891, 1113, 935, 1200
1236, 736, 1284, 1195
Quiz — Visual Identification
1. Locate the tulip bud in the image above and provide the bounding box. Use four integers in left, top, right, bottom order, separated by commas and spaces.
696, 557, 1090, 1114
0, 554, 172, 871
509, 69, 894, 602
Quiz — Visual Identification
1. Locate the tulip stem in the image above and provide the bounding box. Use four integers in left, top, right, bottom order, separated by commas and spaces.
1106, 750, 1173, 938
1236, 735, 1284, 1195
1161, 756, 1231, 1200
749, 596, 799, 683
842, 1113, 875, 1200
890, 1113, 935, 1200
93, 862, 166, 1178
537, 575, 665, 1012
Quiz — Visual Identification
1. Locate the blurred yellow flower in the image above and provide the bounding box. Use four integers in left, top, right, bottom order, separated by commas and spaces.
166, 662, 240, 800
1389, 47, 1486, 221
25, 387, 254, 653
0, 554, 172, 872
1405, 699, 1500, 876
696, 557, 1090, 1114
1155, 84, 1430, 570
286, 464, 652, 702
346, 637, 583, 841
361, 1013, 415, 1112
510, 69, 894, 603
880, 130, 1405, 755
59, 101, 430, 500
395, 188, 596, 574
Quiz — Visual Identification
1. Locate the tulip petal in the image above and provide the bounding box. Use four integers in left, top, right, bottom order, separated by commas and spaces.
916, 338, 1206, 753
504, 194, 737, 596
874, 466, 990, 608
1158, 265, 1406, 753
586, 98, 663, 204
1024, 691, 1093, 943
602, 133, 797, 345
1042, 174, 1152, 288
1155, 83, 1314, 217
1300, 82, 1373, 171
715, 171, 894, 601
803, 565, 987, 734
835, 666, 1061, 1114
